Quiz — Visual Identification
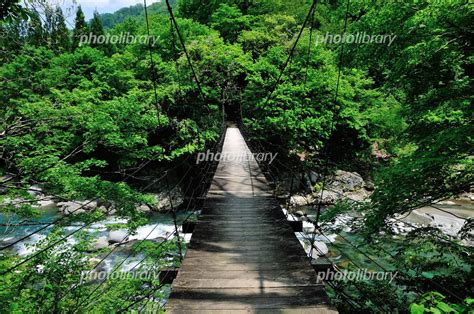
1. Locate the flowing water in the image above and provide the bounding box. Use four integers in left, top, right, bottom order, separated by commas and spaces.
0, 207, 196, 272
288, 199, 473, 270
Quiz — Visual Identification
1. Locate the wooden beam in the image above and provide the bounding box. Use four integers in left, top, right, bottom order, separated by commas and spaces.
182, 220, 302, 233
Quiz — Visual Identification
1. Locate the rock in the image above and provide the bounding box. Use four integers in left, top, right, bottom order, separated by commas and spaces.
329, 170, 365, 192
150, 237, 167, 243
314, 190, 339, 205
27, 185, 43, 197
57, 200, 98, 215
0, 174, 15, 183
108, 230, 129, 244
114, 239, 139, 254
365, 181, 375, 191
294, 210, 305, 217
150, 188, 185, 211
371, 142, 391, 160
88, 258, 108, 273
33, 199, 56, 210
89, 236, 109, 251
438, 200, 456, 205
97, 199, 113, 209
456, 192, 474, 202
309, 171, 319, 184
345, 189, 370, 202
302, 222, 315, 233
137, 204, 151, 213
290, 195, 310, 206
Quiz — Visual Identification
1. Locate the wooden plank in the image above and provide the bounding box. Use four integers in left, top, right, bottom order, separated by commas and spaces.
167, 127, 336, 313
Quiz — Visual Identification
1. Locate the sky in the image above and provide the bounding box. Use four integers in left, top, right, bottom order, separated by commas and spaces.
53, 0, 160, 26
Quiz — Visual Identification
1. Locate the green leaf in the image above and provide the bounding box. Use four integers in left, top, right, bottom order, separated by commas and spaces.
410, 303, 426, 314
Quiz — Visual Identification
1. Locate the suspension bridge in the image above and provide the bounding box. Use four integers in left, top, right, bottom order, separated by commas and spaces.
0, 0, 466, 312
166, 127, 337, 312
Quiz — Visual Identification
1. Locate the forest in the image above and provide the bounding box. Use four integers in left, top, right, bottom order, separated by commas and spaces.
0, 0, 472, 313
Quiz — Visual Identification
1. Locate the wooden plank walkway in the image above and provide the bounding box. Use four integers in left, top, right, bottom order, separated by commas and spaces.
167, 127, 337, 313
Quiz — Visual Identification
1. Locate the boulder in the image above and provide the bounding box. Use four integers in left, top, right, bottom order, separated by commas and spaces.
150, 236, 167, 243
114, 239, 139, 254
137, 204, 151, 213
57, 200, 98, 215
294, 210, 305, 217
108, 230, 129, 244
88, 258, 108, 273
90, 236, 109, 251
290, 195, 310, 206
456, 192, 474, 202
150, 188, 185, 211
345, 189, 370, 202
309, 171, 319, 184
365, 181, 375, 191
27, 185, 43, 197
437, 200, 456, 205
33, 199, 56, 211
329, 170, 365, 192
314, 190, 339, 205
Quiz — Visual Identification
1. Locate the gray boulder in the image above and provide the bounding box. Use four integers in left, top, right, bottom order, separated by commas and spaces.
150, 187, 184, 211
57, 200, 98, 215
309, 171, 319, 184
290, 195, 311, 206
329, 170, 364, 192
108, 230, 129, 244
313, 190, 339, 205
33, 199, 56, 210
89, 236, 109, 251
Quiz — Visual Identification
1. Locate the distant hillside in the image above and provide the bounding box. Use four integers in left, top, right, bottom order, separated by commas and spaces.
94, 0, 176, 29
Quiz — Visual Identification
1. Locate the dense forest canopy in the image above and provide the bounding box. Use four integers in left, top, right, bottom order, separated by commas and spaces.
0, 0, 472, 312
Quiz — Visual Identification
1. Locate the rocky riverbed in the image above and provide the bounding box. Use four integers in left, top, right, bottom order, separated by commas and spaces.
0, 184, 194, 273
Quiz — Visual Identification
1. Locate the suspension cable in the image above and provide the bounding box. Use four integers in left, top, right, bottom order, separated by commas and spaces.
165, 0, 206, 104
262, 0, 320, 107
143, 0, 162, 123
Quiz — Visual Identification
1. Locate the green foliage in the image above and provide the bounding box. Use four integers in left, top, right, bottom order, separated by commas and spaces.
410, 292, 473, 314
72, 6, 88, 50
211, 4, 249, 43
343, 0, 474, 232
0, 229, 93, 312
1, 1, 472, 312
0, 228, 182, 312
243, 39, 382, 162
50, 7, 70, 52
0, 0, 30, 23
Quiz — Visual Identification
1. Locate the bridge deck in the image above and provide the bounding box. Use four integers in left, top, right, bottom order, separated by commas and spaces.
167, 127, 336, 313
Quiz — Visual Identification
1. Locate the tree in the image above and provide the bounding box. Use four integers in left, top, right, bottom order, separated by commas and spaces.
72, 6, 88, 50
51, 6, 69, 52
210, 3, 249, 43
90, 11, 105, 39
344, 0, 474, 233
90, 11, 111, 54
26, 9, 44, 46
0, 0, 30, 23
